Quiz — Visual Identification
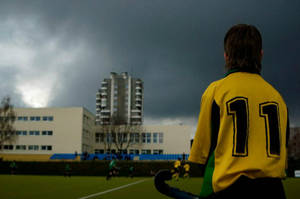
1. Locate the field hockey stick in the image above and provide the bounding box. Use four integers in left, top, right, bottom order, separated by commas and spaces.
154, 169, 200, 199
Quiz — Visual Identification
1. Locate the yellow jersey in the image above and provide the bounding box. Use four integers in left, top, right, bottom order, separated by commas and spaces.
184, 164, 190, 172
189, 71, 289, 197
174, 160, 181, 168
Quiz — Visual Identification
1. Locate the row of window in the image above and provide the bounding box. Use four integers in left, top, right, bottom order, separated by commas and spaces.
95, 132, 163, 144
17, 116, 54, 121
1, 145, 52, 151
140, 149, 163, 155
94, 149, 163, 155
142, 132, 163, 144
16, 130, 53, 136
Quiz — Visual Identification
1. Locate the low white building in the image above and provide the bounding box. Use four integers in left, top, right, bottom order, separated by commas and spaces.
1, 107, 95, 156
0, 107, 192, 160
94, 124, 192, 155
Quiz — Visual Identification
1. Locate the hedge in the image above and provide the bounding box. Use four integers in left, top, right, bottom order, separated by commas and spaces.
0, 160, 205, 177
3, 159, 298, 177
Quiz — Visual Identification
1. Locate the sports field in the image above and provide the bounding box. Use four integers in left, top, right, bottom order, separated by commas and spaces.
0, 175, 299, 199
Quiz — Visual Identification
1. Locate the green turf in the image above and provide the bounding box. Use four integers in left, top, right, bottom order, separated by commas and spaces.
0, 175, 299, 199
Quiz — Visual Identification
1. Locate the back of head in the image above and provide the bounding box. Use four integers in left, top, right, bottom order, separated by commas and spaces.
224, 24, 262, 73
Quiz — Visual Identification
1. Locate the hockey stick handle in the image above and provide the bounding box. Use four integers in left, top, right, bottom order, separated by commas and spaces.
154, 169, 200, 199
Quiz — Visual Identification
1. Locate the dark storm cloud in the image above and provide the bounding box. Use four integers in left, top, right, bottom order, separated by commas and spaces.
0, 0, 299, 125
0, 66, 25, 107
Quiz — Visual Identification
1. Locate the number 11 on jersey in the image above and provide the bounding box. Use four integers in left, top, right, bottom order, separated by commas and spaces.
226, 97, 281, 158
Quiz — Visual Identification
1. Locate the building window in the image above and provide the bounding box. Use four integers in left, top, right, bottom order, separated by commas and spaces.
42, 130, 53, 136
29, 145, 39, 150
117, 133, 127, 142
42, 116, 54, 121
130, 133, 140, 143
111, 133, 116, 143
146, 133, 151, 143
106, 133, 112, 143
17, 130, 29, 136
159, 132, 163, 143
29, 131, 34, 135
135, 133, 140, 143
142, 133, 146, 143
42, 131, 52, 136
35, 131, 40, 136
129, 149, 139, 154
95, 133, 100, 143
153, 133, 158, 143
141, 149, 151, 154
30, 116, 41, 121
16, 145, 26, 150
95, 133, 105, 143
41, 145, 52, 151
17, 116, 28, 121
129, 133, 134, 143
4, 145, 13, 150
153, 149, 163, 154
100, 133, 105, 142
95, 149, 104, 154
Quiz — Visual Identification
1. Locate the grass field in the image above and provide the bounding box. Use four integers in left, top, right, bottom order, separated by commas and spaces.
0, 175, 299, 199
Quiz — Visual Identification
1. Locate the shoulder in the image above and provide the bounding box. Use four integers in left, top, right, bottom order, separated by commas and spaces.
261, 77, 287, 106
202, 78, 225, 98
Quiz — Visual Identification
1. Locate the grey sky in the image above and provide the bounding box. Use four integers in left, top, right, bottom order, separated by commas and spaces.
0, 0, 299, 127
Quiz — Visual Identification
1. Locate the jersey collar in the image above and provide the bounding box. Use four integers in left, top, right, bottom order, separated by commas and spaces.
225, 68, 261, 77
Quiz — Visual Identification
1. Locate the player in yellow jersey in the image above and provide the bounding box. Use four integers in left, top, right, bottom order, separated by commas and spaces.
189, 24, 289, 199
172, 158, 181, 181
183, 162, 190, 178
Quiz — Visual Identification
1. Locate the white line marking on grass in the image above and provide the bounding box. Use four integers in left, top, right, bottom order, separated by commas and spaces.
78, 179, 148, 199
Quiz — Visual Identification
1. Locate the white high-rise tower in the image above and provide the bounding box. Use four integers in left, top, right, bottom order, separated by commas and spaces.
96, 72, 143, 125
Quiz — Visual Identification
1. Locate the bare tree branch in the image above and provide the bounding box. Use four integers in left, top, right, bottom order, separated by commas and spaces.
97, 114, 144, 153
0, 97, 17, 150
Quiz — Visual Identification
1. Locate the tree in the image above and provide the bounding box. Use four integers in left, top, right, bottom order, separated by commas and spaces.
0, 97, 17, 150
97, 124, 113, 153
97, 115, 144, 154
111, 123, 144, 153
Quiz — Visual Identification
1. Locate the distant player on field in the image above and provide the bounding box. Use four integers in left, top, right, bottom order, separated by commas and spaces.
128, 166, 134, 178
189, 24, 289, 199
64, 163, 71, 177
9, 161, 17, 175
171, 158, 181, 181
106, 158, 119, 180
183, 162, 190, 178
